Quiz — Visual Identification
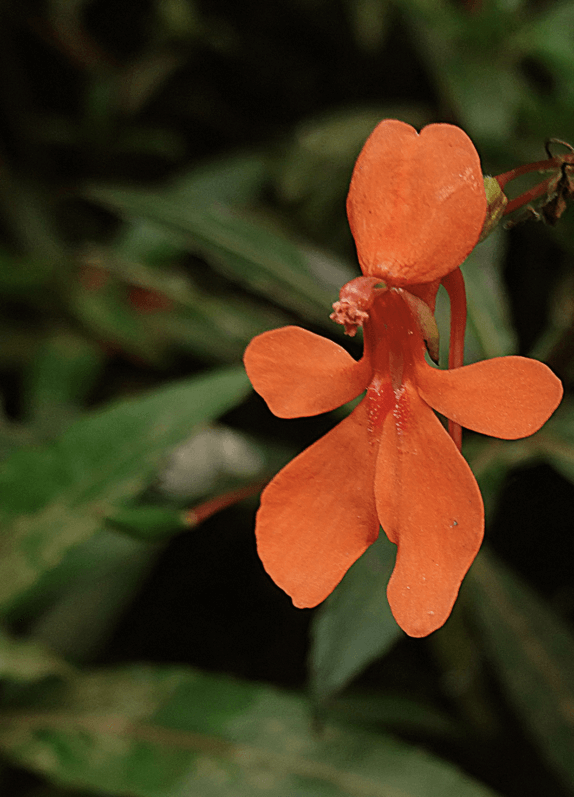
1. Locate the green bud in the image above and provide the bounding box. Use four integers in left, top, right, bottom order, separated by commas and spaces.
479, 176, 508, 241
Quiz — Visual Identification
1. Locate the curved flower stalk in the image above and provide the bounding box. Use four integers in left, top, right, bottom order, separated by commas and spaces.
244, 120, 563, 637
495, 137, 574, 226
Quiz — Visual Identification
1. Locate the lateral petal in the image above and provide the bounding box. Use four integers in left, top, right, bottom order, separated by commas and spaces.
347, 120, 486, 286
375, 385, 484, 637
256, 399, 380, 608
244, 326, 371, 418
416, 356, 563, 439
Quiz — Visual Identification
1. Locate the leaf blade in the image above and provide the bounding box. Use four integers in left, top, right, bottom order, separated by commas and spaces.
86, 186, 337, 324
0, 665, 501, 797
468, 550, 574, 792
309, 534, 402, 702
0, 366, 250, 613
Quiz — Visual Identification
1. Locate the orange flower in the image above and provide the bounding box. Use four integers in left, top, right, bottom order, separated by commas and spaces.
346, 119, 486, 285
244, 120, 563, 637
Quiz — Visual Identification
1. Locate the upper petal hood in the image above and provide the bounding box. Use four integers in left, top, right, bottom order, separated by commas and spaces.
347, 120, 486, 286
244, 326, 371, 418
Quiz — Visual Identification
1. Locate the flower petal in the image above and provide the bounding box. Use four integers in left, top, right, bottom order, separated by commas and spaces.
347, 119, 486, 285
375, 385, 484, 637
256, 399, 380, 607
244, 326, 371, 418
416, 356, 563, 439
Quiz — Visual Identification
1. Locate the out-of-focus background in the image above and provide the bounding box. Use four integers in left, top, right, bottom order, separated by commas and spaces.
1, 1, 574, 796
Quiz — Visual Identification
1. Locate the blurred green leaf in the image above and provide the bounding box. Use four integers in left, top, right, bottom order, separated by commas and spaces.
463, 230, 518, 360
120, 54, 188, 116
440, 58, 524, 143
27, 529, 157, 661
468, 550, 574, 793
105, 504, 190, 539
0, 366, 250, 614
345, 0, 390, 53
402, 1, 525, 141
6, 424, 273, 637
69, 270, 170, 364
10, 529, 157, 662
156, 0, 199, 38
156, 289, 292, 363
22, 333, 105, 439
0, 626, 72, 683
112, 153, 269, 266
0, 409, 36, 464
0, 181, 66, 263
115, 126, 187, 160
83, 73, 116, 142
72, 248, 290, 362
533, 400, 574, 488
518, 2, 574, 88
401, 0, 527, 142
86, 186, 337, 324
466, 436, 535, 519
113, 219, 185, 268
533, 398, 574, 483
309, 533, 401, 702
0, 665, 501, 796
167, 152, 269, 207
329, 690, 462, 741
0, 249, 54, 295
434, 231, 516, 367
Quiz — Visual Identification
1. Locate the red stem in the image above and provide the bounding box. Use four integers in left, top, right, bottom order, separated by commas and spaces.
495, 156, 564, 189
185, 481, 265, 526
502, 175, 556, 216
441, 268, 467, 451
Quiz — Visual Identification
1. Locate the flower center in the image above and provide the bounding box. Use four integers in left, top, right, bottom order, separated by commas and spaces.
364, 290, 424, 438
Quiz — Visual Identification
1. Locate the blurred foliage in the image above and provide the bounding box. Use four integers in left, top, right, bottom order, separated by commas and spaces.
0, 0, 573, 796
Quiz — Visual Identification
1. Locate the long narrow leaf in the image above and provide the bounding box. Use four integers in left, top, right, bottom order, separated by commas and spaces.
309, 533, 401, 702
86, 186, 338, 324
0, 665, 501, 797
468, 550, 574, 792
0, 367, 250, 613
